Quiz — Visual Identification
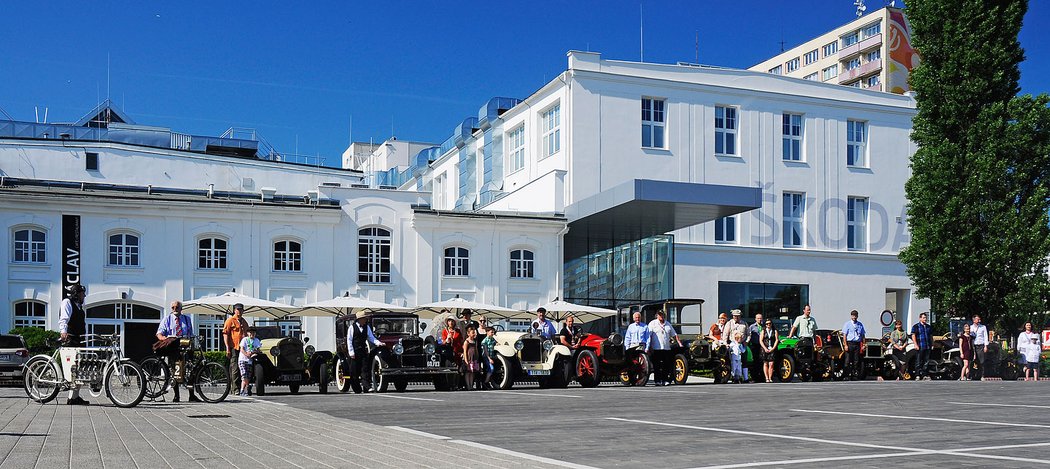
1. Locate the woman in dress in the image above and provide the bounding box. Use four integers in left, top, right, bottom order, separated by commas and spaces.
462, 325, 481, 390
958, 323, 973, 381
760, 319, 779, 383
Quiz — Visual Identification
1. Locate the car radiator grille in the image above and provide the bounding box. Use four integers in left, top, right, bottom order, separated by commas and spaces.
277, 343, 303, 371
601, 342, 624, 361
519, 338, 542, 362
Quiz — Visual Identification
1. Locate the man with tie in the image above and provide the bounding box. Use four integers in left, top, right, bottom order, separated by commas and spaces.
157, 300, 199, 402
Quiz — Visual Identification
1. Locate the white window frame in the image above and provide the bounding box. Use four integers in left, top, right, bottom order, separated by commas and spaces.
510, 249, 535, 279
866, 75, 880, 87
847, 197, 869, 252
842, 32, 860, 48
641, 97, 666, 149
107, 232, 140, 267
862, 22, 881, 38
768, 65, 783, 75
714, 216, 736, 244
804, 49, 819, 65
785, 58, 800, 73
822, 65, 839, 81
803, 72, 818, 81
196, 314, 224, 351
197, 237, 228, 270
714, 106, 738, 156
273, 239, 302, 272
507, 124, 525, 173
783, 192, 805, 248
866, 50, 881, 62
845, 58, 861, 71
847, 120, 868, 167
358, 227, 391, 283
443, 246, 470, 277
782, 113, 803, 162
14, 300, 46, 329
822, 41, 838, 57
12, 227, 46, 264
541, 103, 561, 159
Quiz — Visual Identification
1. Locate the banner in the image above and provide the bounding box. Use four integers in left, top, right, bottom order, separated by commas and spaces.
1042, 330, 1050, 351
62, 214, 81, 299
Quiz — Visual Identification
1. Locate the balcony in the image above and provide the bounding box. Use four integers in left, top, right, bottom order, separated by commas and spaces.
863, 82, 883, 92
838, 34, 882, 60
838, 60, 883, 84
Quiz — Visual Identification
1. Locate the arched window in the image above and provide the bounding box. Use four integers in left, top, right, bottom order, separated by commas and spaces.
443, 247, 469, 277
358, 227, 391, 283
510, 249, 535, 279
12, 227, 47, 263
198, 237, 228, 270
273, 240, 302, 272
13, 300, 46, 329
108, 232, 140, 267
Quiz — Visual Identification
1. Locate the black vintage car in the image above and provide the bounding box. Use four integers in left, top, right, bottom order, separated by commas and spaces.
253, 322, 333, 395
334, 312, 459, 392
617, 299, 704, 385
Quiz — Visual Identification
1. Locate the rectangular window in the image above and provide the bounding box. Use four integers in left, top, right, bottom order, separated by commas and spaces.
196, 314, 224, 351
862, 22, 881, 38
822, 41, 838, 57
443, 247, 469, 277
842, 32, 860, 48
782, 113, 803, 161
803, 72, 818, 81
507, 125, 525, 173
358, 228, 391, 283
13, 229, 46, 263
803, 49, 819, 65
786, 58, 800, 73
86, 152, 99, 171
866, 75, 880, 87
822, 65, 838, 81
768, 65, 783, 75
847, 197, 869, 251
714, 106, 737, 156
510, 249, 535, 279
848, 81, 862, 88
14, 301, 46, 329
866, 50, 881, 62
783, 192, 805, 248
845, 58, 861, 71
718, 281, 810, 321
541, 104, 561, 158
641, 98, 666, 148
847, 120, 867, 166
714, 216, 736, 244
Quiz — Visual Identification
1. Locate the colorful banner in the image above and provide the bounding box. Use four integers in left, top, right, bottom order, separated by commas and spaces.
886, 9, 920, 94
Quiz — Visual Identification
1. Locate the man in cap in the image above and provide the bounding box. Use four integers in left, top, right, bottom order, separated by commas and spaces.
346, 311, 384, 393
58, 284, 89, 405
722, 310, 747, 343
533, 307, 557, 339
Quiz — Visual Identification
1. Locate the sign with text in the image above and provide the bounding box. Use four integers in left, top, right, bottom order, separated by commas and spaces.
1043, 330, 1050, 351
62, 214, 81, 299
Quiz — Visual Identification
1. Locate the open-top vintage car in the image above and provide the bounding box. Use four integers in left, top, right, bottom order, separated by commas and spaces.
617, 299, 704, 385
334, 312, 459, 392
488, 325, 574, 389
253, 322, 332, 395
775, 325, 831, 382
570, 328, 651, 387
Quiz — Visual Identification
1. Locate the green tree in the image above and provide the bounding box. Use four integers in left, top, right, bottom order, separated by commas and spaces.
900, 0, 1050, 333
7, 327, 61, 355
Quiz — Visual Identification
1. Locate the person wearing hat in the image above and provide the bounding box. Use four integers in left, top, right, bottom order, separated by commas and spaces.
458, 309, 480, 337
346, 311, 384, 393
58, 284, 88, 405
708, 313, 728, 343
533, 308, 557, 339
222, 303, 249, 393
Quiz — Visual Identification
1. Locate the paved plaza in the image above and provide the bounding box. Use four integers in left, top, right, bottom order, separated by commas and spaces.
1, 379, 1047, 468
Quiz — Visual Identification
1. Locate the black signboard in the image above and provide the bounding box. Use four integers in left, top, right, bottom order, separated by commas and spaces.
62, 214, 81, 299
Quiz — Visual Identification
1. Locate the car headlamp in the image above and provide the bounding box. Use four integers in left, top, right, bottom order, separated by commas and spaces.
424, 343, 436, 355
514, 340, 524, 351
393, 343, 404, 355
305, 345, 316, 356
542, 340, 554, 351
270, 346, 281, 356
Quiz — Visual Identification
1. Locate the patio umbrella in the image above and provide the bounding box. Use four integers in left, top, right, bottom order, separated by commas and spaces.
181, 291, 294, 319
291, 294, 412, 318
413, 296, 522, 320
536, 299, 618, 323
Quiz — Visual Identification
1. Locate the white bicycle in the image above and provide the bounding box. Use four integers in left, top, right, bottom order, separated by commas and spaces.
23, 334, 146, 408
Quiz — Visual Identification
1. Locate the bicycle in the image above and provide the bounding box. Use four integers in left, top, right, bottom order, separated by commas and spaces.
23, 333, 146, 408
139, 336, 230, 403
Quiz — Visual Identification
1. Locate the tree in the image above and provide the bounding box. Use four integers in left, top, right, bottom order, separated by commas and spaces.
900, 0, 1050, 333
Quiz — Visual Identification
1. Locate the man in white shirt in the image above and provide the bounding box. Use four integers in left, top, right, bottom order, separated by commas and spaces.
346, 312, 384, 393
646, 311, 682, 386
722, 310, 746, 342
970, 314, 989, 380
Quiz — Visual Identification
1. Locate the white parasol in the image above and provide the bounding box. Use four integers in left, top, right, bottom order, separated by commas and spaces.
536, 299, 618, 323
181, 291, 294, 319
290, 294, 412, 318
414, 296, 522, 320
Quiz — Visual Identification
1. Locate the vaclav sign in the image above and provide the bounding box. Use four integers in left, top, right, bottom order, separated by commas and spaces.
62, 214, 81, 299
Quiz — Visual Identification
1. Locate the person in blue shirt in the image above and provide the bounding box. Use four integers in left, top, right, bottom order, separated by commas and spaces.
910, 312, 934, 381
156, 300, 198, 402
841, 310, 866, 380
624, 312, 649, 350
532, 308, 557, 339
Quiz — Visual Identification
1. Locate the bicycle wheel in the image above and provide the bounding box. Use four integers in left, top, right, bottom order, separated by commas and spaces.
24, 357, 61, 404
105, 360, 146, 408
140, 356, 171, 399
192, 361, 231, 403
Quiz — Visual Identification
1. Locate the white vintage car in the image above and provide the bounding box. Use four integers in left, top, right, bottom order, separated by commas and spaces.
488, 328, 573, 389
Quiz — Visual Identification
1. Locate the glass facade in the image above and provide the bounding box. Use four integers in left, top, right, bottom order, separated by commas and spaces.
564, 235, 673, 309
717, 282, 809, 320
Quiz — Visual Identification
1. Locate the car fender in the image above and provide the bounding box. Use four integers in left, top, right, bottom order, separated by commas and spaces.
309, 351, 333, 375
493, 343, 518, 358
543, 344, 572, 368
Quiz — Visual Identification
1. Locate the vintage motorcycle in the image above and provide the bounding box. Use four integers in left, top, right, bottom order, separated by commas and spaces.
23, 334, 146, 408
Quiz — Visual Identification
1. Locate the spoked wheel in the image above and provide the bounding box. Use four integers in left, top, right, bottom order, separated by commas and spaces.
672, 353, 689, 385
105, 361, 146, 408
777, 355, 796, 382
575, 350, 601, 388
493, 354, 515, 390
318, 363, 330, 394
24, 357, 61, 404
336, 358, 351, 393
371, 356, 389, 393
619, 352, 650, 386
140, 356, 171, 399
192, 361, 231, 403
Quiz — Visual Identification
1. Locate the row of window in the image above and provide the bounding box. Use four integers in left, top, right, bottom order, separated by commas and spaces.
713, 194, 869, 250
505, 104, 561, 174
443, 247, 536, 279
777, 22, 881, 81
639, 101, 869, 166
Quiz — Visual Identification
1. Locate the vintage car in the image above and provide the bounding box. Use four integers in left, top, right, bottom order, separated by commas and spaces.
253, 322, 332, 395
569, 327, 651, 387
617, 299, 704, 385
774, 323, 831, 382
334, 312, 459, 392
488, 324, 574, 390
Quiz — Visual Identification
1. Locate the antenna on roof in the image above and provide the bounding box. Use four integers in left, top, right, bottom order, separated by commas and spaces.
854, 0, 867, 17
639, 2, 644, 62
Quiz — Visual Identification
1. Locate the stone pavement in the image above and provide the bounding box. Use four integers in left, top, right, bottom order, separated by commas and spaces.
0, 387, 565, 469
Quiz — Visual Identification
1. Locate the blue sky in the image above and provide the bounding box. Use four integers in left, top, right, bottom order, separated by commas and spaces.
1, 1, 1046, 166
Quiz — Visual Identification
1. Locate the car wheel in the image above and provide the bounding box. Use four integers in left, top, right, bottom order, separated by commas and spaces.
394, 379, 408, 392
372, 356, 389, 393
493, 354, 515, 390
548, 358, 571, 388
949, 357, 963, 380
575, 349, 601, 388
335, 358, 351, 393
673, 353, 689, 385
254, 363, 266, 396
434, 375, 452, 391
318, 362, 329, 394
777, 355, 796, 382
289, 383, 300, 394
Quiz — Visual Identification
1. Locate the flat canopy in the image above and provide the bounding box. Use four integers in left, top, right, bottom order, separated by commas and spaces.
537, 299, 618, 323
182, 291, 293, 319
564, 179, 762, 258
292, 295, 411, 318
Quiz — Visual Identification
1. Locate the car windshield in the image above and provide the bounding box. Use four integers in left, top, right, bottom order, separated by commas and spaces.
254, 326, 283, 340
0, 336, 24, 348
773, 320, 792, 336
372, 317, 416, 335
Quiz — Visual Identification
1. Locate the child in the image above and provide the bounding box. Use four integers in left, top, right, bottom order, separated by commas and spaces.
729, 331, 745, 383
238, 327, 261, 396
481, 327, 498, 389
462, 326, 481, 390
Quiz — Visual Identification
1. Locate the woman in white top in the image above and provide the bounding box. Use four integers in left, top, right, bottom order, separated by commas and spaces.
1017, 322, 1041, 381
